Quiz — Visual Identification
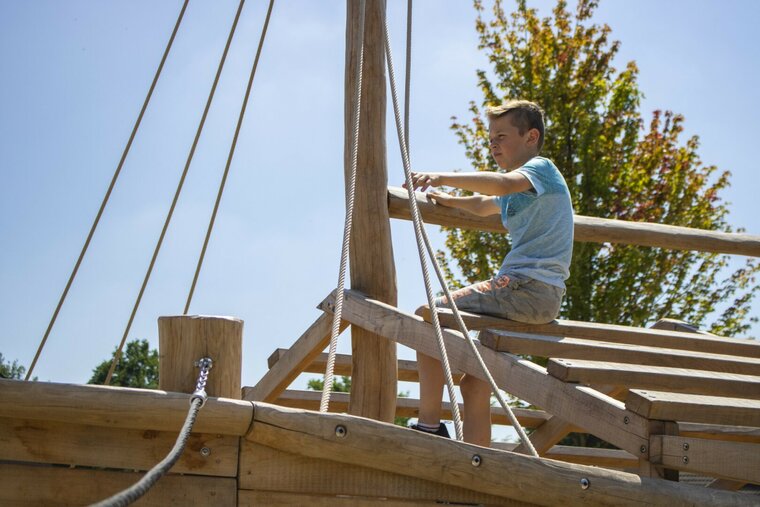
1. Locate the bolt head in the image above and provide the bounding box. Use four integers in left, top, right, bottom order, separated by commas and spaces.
682, 442, 689, 451
200, 447, 211, 457
471, 454, 482, 467
683, 456, 689, 464
580, 478, 590, 490
639, 445, 647, 454
623, 416, 630, 424
335, 425, 347, 438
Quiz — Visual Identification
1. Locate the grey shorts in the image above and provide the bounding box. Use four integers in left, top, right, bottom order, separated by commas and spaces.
434, 274, 563, 324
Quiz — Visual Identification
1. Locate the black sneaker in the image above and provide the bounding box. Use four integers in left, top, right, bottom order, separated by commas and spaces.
410, 422, 450, 438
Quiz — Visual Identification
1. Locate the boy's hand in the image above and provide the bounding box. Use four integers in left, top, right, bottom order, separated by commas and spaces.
427, 191, 456, 208
404, 172, 444, 192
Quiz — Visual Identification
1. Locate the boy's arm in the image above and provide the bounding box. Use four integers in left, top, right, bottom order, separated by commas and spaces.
428, 191, 500, 217
406, 171, 532, 196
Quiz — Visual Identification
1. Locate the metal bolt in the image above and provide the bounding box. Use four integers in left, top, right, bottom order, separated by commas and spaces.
200, 447, 211, 457
471, 454, 482, 467
335, 425, 347, 438
639, 445, 647, 454
682, 442, 689, 451
580, 478, 590, 490
683, 456, 689, 464
623, 416, 630, 425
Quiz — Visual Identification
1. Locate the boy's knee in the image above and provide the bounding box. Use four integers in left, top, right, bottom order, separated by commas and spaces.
460, 375, 490, 399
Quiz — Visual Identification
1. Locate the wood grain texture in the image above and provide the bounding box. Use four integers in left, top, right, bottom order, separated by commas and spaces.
0, 378, 253, 435
388, 186, 760, 257
0, 463, 236, 506
247, 402, 753, 507
0, 417, 238, 477
158, 315, 242, 399
653, 435, 760, 484
626, 390, 760, 427
492, 442, 639, 469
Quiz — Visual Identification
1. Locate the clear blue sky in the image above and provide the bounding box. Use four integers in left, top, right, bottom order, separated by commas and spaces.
1, 0, 758, 398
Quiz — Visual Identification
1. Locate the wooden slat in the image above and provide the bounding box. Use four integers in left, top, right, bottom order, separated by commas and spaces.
679, 422, 760, 444
417, 307, 760, 359
0, 417, 238, 477
627, 390, 760, 427
246, 313, 348, 403
238, 441, 521, 506
322, 290, 652, 459
653, 435, 760, 484
548, 358, 760, 399
0, 379, 252, 435
492, 442, 639, 469
0, 463, 236, 506
265, 389, 550, 428
480, 329, 760, 376
238, 491, 508, 506
247, 401, 753, 507
266, 348, 455, 383
388, 186, 760, 257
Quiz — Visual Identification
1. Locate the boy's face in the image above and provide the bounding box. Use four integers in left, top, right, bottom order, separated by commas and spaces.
488, 114, 539, 171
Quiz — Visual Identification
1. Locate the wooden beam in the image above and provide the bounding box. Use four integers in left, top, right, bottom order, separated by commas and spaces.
679, 422, 760, 444
266, 348, 459, 383
480, 329, 760, 376
652, 435, 760, 484
548, 358, 760, 399
417, 307, 760, 358
321, 290, 651, 459
345, 0, 397, 422
0, 463, 237, 506
0, 378, 253, 435
627, 390, 760, 427
246, 313, 348, 403
388, 186, 760, 257
492, 442, 639, 469
0, 417, 238, 477
247, 401, 753, 507
265, 389, 550, 428
238, 440, 520, 506
239, 491, 507, 506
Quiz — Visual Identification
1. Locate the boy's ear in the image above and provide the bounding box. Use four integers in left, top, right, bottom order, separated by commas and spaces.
527, 128, 540, 146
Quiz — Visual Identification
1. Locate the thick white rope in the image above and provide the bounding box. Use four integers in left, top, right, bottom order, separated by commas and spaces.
320, 0, 367, 413
384, 16, 538, 455
383, 17, 464, 441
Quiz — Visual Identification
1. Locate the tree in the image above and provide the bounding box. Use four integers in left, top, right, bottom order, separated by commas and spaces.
0, 353, 28, 380
89, 339, 159, 388
307, 376, 411, 427
443, 0, 759, 336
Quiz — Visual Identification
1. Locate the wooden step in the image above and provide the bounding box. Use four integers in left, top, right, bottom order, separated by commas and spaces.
626, 390, 760, 427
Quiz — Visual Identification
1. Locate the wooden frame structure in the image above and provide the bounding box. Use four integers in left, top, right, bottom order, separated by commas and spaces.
3, 1, 760, 504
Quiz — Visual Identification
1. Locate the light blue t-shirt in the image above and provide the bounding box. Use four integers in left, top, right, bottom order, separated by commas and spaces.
494, 157, 573, 289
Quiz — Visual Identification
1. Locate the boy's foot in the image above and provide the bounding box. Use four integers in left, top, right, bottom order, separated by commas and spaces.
410, 422, 450, 438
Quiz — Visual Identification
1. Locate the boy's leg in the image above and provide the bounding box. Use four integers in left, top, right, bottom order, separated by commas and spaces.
416, 350, 445, 427
460, 374, 492, 447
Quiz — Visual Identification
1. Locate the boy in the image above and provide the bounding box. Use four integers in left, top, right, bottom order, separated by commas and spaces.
406, 100, 573, 446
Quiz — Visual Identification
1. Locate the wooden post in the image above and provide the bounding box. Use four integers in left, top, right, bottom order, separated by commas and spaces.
344, 0, 398, 422
158, 315, 243, 399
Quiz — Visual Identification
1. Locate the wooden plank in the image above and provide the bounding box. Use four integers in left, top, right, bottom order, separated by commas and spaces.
345, 0, 397, 423
417, 306, 760, 358
247, 401, 753, 507
266, 348, 455, 383
238, 441, 522, 506
0, 378, 253, 435
266, 389, 550, 428
0, 417, 238, 477
321, 290, 651, 459
653, 435, 760, 484
492, 442, 639, 469
548, 358, 760, 399
679, 422, 760, 444
388, 186, 760, 257
246, 313, 348, 403
480, 329, 760, 376
239, 491, 504, 506
0, 463, 236, 506
627, 390, 760, 427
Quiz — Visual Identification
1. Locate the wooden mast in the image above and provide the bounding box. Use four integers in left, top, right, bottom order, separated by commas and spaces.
344, 0, 397, 422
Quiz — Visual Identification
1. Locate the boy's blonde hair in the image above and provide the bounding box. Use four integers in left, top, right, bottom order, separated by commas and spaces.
487, 100, 545, 151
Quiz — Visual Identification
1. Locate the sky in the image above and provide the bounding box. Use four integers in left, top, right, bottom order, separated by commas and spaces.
1, 0, 759, 421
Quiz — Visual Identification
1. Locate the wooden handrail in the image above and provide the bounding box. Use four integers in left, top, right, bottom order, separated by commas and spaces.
388, 186, 760, 257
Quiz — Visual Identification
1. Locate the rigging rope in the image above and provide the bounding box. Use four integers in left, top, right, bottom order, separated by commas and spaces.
25, 0, 190, 381
320, 0, 368, 413
184, 0, 275, 314
384, 15, 538, 455
104, 0, 247, 385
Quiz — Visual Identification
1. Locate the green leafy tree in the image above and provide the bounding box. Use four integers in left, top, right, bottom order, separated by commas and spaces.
443, 0, 759, 336
0, 353, 29, 380
307, 376, 411, 427
89, 339, 159, 388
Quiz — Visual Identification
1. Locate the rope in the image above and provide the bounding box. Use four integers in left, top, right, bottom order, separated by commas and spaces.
184, 0, 275, 314
90, 358, 213, 507
320, 0, 367, 413
104, 0, 247, 385
384, 15, 538, 455
25, 0, 190, 381
383, 16, 464, 441
404, 0, 413, 153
